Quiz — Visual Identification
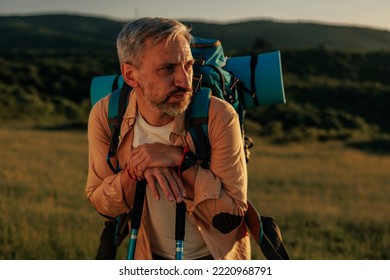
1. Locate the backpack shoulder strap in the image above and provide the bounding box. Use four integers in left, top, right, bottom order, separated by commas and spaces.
106, 83, 132, 174
107, 88, 121, 131
108, 83, 131, 133
187, 87, 212, 168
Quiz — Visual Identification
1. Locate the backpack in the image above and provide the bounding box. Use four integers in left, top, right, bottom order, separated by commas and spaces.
90, 37, 289, 260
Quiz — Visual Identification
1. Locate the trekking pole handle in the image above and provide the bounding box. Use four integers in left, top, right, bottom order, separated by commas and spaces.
131, 179, 147, 229
127, 179, 147, 260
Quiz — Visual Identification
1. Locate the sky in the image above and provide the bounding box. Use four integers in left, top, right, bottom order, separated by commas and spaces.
1, 0, 390, 31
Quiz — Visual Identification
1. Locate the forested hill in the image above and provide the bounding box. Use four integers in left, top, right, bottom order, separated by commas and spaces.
1, 14, 390, 52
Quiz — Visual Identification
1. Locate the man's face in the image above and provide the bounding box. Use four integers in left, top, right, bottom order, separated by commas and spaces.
136, 34, 194, 117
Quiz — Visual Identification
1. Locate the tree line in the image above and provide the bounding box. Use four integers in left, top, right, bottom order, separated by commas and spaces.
0, 47, 389, 142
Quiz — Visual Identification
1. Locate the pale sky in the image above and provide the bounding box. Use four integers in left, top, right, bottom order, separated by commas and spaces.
1, 0, 390, 31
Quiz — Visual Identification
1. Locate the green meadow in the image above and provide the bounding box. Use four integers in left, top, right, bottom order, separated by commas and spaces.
1, 124, 389, 260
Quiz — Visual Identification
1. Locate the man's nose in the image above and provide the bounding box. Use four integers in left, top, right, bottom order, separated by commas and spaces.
174, 67, 191, 89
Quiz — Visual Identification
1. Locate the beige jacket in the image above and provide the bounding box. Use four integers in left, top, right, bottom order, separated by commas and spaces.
86, 91, 250, 259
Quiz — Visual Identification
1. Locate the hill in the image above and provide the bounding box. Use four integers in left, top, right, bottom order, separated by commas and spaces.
184, 20, 390, 53
1, 14, 390, 52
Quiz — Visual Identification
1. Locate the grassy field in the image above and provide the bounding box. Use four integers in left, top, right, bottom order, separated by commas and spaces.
0, 124, 389, 260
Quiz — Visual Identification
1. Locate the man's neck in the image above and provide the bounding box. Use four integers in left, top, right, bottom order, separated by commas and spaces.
137, 96, 174, 126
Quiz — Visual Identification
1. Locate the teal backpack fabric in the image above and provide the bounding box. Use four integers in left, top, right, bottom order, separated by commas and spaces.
190, 37, 245, 131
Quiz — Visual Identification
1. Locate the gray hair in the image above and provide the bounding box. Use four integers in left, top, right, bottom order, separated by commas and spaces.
116, 17, 192, 68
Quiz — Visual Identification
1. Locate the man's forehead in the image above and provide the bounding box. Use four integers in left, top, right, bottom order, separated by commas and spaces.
145, 35, 193, 62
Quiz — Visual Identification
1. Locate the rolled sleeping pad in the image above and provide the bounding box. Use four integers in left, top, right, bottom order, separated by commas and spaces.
90, 74, 124, 106
224, 51, 286, 108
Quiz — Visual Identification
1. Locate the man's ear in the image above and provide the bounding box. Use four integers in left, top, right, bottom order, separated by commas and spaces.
120, 63, 139, 88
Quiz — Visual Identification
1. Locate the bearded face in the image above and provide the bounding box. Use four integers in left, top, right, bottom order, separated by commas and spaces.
138, 73, 192, 117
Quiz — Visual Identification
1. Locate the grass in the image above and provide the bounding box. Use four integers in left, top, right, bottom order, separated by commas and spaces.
247, 139, 390, 259
0, 124, 102, 259
0, 124, 389, 259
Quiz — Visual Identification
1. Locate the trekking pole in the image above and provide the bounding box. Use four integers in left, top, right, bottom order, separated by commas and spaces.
175, 201, 186, 260
127, 179, 146, 260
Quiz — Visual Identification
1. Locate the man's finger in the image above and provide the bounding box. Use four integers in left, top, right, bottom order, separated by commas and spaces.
145, 173, 160, 201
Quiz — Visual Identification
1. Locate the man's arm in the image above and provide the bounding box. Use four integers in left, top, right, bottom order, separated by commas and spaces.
182, 97, 248, 234
85, 99, 136, 218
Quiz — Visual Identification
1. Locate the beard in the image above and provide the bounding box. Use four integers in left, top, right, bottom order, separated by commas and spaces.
139, 78, 192, 117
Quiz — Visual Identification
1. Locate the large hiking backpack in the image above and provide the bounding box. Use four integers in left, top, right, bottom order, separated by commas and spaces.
90, 37, 289, 260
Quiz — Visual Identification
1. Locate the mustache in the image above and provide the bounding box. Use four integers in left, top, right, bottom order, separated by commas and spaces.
168, 86, 193, 96
160, 87, 193, 103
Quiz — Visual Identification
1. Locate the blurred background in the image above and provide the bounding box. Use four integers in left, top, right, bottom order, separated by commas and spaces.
0, 0, 389, 260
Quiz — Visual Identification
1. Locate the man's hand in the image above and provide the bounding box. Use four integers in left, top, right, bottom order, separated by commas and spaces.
128, 143, 182, 180
143, 167, 186, 202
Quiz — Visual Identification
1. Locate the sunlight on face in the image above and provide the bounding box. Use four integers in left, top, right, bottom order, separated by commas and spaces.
137, 35, 194, 117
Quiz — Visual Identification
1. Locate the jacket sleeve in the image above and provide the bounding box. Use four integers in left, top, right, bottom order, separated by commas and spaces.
85, 98, 135, 218
184, 97, 248, 234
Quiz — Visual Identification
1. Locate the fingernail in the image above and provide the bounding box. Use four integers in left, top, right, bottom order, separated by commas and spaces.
168, 195, 174, 202
181, 191, 187, 198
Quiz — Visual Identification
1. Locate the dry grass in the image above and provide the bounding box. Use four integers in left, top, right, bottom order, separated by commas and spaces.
0, 125, 102, 259
247, 139, 390, 259
1, 125, 389, 259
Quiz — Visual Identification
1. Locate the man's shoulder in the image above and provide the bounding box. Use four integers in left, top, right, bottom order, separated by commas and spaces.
206, 95, 239, 131
92, 93, 110, 110
90, 94, 110, 119
209, 95, 237, 115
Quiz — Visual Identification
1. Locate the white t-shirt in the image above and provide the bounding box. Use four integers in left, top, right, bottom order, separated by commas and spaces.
133, 112, 210, 259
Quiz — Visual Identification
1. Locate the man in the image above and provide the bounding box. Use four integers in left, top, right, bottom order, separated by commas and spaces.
86, 17, 249, 259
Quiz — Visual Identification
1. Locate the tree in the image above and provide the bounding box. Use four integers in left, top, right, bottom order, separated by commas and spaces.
252, 37, 275, 52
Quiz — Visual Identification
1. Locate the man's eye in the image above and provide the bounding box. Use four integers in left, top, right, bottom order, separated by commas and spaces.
186, 60, 195, 70
185, 64, 194, 71
158, 66, 174, 74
